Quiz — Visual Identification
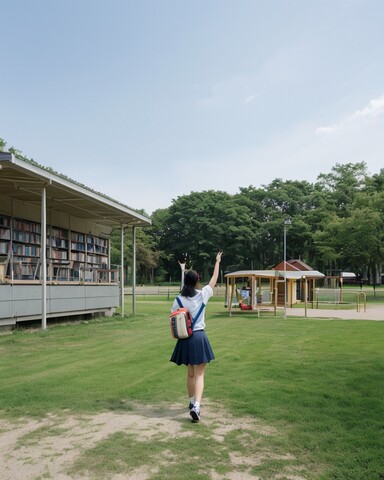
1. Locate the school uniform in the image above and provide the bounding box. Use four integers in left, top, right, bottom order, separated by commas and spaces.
170, 284, 215, 366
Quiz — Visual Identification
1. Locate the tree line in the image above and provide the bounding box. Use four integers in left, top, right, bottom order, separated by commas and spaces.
112, 161, 384, 286
2, 138, 382, 285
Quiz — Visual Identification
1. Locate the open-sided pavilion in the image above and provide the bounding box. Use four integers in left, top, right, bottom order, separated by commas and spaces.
0, 151, 151, 329
225, 269, 325, 315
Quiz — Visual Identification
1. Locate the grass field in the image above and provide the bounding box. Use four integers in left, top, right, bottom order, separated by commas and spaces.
0, 296, 383, 479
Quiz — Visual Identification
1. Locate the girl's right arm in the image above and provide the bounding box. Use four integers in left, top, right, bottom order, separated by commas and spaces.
209, 252, 223, 289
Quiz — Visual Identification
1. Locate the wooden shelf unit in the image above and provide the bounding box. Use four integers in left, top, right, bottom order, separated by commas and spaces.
70, 231, 109, 281
48, 226, 69, 261
0, 214, 11, 255
0, 214, 110, 281
11, 218, 41, 279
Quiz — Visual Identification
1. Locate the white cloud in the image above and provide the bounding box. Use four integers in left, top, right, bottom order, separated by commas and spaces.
347, 94, 384, 121
316, 94, 384, 136
315, 125, 340, 136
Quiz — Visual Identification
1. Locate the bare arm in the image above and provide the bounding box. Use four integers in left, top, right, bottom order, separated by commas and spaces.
209, 252, 223, 289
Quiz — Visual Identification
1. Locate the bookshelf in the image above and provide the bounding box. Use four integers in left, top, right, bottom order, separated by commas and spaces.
48, 226, 70, 281
70, 232, 86, 263
12, 218, 41, 279
0, 215, 11, 281
0, 215, 11, 255
48, 227, 69, 261
87, 235, 108, 265
0, 215, 110, 281
70, 232, 109, 281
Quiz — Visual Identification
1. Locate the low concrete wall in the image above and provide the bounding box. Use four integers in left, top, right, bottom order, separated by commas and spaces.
0, 283, 119, 327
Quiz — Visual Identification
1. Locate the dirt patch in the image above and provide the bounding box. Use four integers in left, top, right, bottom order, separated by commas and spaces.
0, 401, 307, 480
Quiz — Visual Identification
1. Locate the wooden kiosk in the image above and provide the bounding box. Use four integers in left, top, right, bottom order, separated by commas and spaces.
225, 270, 280, 316
225, 269, 325, 316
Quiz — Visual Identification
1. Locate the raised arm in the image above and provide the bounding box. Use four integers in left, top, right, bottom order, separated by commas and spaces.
209, 252, 223, 289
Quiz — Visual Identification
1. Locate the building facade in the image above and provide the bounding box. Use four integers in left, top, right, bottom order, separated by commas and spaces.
0, 152, 151, 329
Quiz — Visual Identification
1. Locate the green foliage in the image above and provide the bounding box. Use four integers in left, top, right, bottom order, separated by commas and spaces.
155, 190, 238, 278
147, 161, 384, 284
317, 162, 368, 215
110, 226, 159, 283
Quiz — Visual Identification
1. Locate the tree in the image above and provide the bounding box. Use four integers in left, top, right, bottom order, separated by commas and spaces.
239, 180, 320, 268
110, 225, 158, 285
316, 162, 368, 216
152, 190, 255, 281
110, 162, 384, 284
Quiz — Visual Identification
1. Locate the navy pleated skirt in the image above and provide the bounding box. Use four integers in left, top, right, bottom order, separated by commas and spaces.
170, 330, 215, 366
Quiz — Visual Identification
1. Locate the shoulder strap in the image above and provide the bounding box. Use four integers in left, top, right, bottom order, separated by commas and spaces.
176, 297, 184, 308
193, 303, 206, 325
176, 296, 206, 326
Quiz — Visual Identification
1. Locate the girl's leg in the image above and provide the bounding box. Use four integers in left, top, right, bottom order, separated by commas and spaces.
189, 363, 206, 422
187, 363, 206, 403
187, 364, 195, 398
193, 363, 206, 404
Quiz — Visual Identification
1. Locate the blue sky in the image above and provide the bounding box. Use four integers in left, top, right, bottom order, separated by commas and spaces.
1, 0, 384, 215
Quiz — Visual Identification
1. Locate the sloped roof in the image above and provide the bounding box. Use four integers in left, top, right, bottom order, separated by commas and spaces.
0, 152, 151, 229
288, 259, 313, 271
274, 261, 300, 271
283, 270, 325, 279
225, 270, 280, 279
225, 270, 325, 280
274, 259, 314, 271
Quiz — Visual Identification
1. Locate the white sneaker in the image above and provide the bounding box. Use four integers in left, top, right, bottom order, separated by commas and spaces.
190, 405, 200, 422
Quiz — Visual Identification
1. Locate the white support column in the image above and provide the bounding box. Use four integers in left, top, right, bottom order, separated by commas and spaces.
179, 261, 186, 290
41, 187, 47, 330
251, 275, 256, 310
283, 218, 292, 318
108, 237, 111, 283
303, 276, 308, 318
121, 225, 125, 318
132, 226, 136, 317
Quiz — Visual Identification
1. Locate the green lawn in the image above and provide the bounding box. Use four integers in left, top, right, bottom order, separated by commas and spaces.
0, 298, 383, 479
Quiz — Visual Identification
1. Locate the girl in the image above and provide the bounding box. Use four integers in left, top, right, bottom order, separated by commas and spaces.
170, 252, 222, 422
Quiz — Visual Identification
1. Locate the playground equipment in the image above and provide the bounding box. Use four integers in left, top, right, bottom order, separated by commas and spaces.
357, 292, 367, 312
225, 269, 325, 316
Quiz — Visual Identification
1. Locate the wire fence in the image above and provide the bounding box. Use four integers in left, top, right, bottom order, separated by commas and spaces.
124, 285, 226, 299
314, 287, 384, 307
124, 285, 384, 310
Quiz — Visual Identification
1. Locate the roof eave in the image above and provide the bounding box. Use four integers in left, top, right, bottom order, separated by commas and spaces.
0, 152, 151, 227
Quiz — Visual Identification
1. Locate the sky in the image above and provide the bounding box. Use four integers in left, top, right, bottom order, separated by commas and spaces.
1, 0, 384, 216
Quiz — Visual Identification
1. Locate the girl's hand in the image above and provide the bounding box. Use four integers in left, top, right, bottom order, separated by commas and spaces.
216, 252, 223, 262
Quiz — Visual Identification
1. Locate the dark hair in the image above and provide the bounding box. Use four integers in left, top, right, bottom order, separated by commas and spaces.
180, 270, 198, 298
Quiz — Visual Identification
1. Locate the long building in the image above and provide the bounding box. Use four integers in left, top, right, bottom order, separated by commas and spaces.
0, 151, 151, 329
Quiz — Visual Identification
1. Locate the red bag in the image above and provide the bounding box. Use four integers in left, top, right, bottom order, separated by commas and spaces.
169, 297, 206, 340
169, 307, 193, 339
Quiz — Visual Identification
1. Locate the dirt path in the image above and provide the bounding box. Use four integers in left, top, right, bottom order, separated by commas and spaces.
0, 402, 307, 480
287, 304, 384, 321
